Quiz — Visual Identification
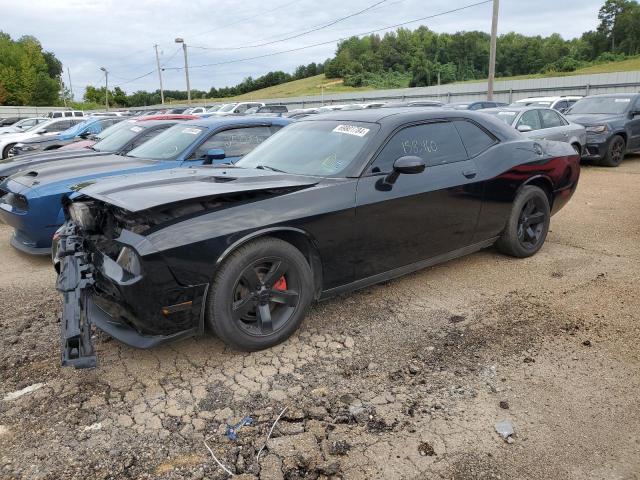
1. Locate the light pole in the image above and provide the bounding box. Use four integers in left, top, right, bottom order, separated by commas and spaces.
175, 37, 191, 105
154, 44, 165, 105
100, 66, 109, 111
487, 0, 499, 101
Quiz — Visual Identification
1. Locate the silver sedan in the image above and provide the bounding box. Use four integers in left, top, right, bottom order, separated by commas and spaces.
483, 106, 586, 154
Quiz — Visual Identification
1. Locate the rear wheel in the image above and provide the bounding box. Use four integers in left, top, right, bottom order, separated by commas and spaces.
496, 185, 550, 258
206, 237, 313, 351
600, 135, 625, 167
2, 144, 15, 159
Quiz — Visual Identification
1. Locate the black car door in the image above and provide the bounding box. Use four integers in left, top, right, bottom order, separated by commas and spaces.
354, 120, 486, 279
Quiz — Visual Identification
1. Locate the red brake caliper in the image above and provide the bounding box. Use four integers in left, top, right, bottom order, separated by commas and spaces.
273, 276, 287, 291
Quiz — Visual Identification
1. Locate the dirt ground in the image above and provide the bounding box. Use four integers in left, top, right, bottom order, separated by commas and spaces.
0, 158, 639, 480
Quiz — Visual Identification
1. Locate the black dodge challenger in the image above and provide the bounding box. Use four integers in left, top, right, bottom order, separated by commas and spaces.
56, 108, 580, 368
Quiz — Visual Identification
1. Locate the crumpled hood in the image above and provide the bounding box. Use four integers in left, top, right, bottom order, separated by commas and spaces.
75, 166, 320, 212
8, 154, 158, 189
564, 113, 624, 126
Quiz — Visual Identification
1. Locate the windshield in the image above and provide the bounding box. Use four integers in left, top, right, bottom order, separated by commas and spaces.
127, 124, 204, 160
60, 119, 95, 137
449, 103, 470, 110
218, 104, 237, 113
94, 119, 135, 140
207, 105, 222, 112
236, 120, 378, 176
484, 110, 518, 125
567, 96, 632, 114
93, 124, 146, 152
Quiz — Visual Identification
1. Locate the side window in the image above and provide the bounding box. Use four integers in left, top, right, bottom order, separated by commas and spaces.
235, 104, 248, 113
453, 120, 497, 157
191, 126, 272, 159
64, 111, 73, 117
539, 109, 564, 128
469, 103, 482, 110
516, 110, 541, 131
372, 122, 467, 172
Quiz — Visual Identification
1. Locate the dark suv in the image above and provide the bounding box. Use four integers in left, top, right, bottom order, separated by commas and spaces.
564, 93, 640, 167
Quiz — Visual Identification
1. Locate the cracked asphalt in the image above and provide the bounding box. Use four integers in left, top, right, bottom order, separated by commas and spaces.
0, 158, 639, 479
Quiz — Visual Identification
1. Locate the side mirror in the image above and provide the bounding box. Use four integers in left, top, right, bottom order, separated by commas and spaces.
629, 110, 640, 118
517, 124, 533, 133
204, 148, 226, 164
376, 156, 426, 190
79, 131, 91, 139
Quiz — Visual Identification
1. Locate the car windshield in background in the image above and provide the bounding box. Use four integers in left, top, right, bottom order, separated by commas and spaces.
93, 124, 145, 152
525, 101, 552, 107
59, 120, 92, 136
568, 97, 632, 114
236, 120, 378, 176
218, 104, 237, 113
127, 124, 204, 160
94, 120, 134, 140
207, 105, 222, 112
484, 110, 517, 125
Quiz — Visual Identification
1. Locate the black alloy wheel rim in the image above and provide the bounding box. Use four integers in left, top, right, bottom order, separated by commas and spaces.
517, 198, 547, 250
231, 256, 300, 336
611, 139, 624, 165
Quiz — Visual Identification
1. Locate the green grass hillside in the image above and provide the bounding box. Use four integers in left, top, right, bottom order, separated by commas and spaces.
205, 56, 640, 103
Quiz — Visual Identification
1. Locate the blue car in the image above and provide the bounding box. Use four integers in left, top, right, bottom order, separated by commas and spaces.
0, 116, 291, 254
8, 117, 125, 157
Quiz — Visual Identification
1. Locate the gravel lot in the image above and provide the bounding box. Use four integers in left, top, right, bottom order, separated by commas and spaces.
1, 158, 639, 480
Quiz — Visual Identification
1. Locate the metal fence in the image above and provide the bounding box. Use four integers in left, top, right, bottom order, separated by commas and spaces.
0, 105, 69, 120
3, 70, 640, 117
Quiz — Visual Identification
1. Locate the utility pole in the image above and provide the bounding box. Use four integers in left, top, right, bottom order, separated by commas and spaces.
59, 76, 67, 108
154, 44, 165, 105
175, 37, 191, 105
100, 67, 109, 111
487, 0, 499, 101
67, 67, 74, 101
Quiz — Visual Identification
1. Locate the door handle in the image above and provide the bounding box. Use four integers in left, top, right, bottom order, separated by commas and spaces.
462, 168, 477, 179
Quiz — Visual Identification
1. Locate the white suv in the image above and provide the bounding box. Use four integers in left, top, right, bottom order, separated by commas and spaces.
511, 96, 582, 113
47, 110, 85, 119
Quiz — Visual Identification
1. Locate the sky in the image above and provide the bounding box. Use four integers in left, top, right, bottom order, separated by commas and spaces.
2, 0, 605, 100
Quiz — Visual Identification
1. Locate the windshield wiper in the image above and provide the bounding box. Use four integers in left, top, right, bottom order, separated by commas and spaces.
256, 165, 287, 173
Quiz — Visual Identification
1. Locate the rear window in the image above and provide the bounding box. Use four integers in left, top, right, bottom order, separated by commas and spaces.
454, 120, 497, 157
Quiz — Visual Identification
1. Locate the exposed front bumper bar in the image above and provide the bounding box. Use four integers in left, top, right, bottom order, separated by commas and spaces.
55, 226, 97, 369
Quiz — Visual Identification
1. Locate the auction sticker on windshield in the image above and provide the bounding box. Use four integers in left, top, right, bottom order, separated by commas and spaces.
182, 128, 201, 135
130, 126, 143, 132
333, 125, 370, 137
615, 98, 631, 102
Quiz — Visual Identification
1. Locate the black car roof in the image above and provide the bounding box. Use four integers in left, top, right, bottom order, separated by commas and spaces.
297, 107, 521, 139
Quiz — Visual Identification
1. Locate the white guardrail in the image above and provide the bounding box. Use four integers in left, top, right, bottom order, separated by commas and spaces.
3, 70, 640, 117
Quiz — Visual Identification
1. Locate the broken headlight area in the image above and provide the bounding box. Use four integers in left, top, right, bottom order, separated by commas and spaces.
115, 246, 142, 276
68, 202, 98, 231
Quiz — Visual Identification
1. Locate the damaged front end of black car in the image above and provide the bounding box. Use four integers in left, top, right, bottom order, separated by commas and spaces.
56, 197, 210, 368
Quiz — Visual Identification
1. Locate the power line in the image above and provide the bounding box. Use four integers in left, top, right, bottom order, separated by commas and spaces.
166, 0, 493, 71
189, 0, 388, 51
110, 47, 182, 88
191, 0, 301, 38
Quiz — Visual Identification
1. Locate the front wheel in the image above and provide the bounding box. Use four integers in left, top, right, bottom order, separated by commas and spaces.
496, 185, 551, 258
206, 237, 314, 351
600, 135, 625, 167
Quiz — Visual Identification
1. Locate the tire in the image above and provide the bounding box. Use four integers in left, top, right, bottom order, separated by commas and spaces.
496, 185, 551, 258
2, 144, 15, 159
206, 237, 314, 351
571, 143, 582, 155
600, 135, 625, 167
